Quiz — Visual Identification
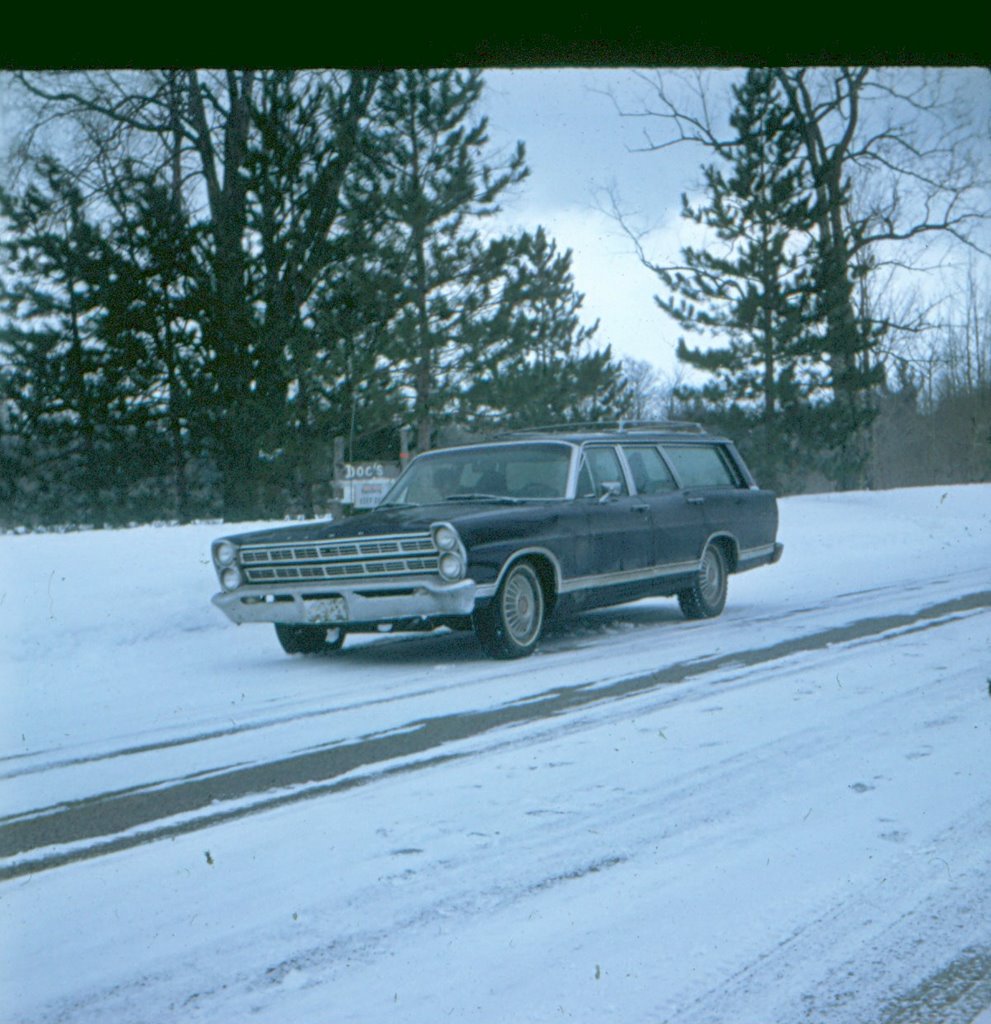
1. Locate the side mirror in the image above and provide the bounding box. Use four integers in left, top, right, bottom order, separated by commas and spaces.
598, 481, 622, 503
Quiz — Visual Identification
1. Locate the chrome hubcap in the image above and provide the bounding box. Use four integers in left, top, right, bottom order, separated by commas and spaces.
699, 549, 724, 604
503, 568, 542, 644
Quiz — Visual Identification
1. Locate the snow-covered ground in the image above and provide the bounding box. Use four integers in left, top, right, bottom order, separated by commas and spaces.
2, 484, 990, 1023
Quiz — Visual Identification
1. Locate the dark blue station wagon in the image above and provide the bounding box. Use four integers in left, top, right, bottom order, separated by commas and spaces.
211, 423, 783, 659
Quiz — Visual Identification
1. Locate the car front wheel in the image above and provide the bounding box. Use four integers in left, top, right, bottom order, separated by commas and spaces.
474, 560, 545, 659
678, 545, 728, 619
275, 623, 346, 655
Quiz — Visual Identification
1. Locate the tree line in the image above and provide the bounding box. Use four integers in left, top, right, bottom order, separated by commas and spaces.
0, 70, 628, 527
1, 68, 988, 531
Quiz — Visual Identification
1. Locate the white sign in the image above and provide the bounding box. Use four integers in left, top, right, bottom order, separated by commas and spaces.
351, 479, 393, 509
338, 461, 401, 506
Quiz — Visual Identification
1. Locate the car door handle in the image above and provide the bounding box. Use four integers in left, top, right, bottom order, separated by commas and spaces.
685, 496, 705, 505
632, 503, 650, 513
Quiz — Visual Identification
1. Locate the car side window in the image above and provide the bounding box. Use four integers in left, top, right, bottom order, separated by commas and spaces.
621, 445, 677, 494
662, 444, 742, 488
584, 446, 628, 495
576, 458, 596, 498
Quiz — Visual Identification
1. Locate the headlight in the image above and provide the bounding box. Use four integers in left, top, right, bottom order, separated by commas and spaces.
438, 552, 464, 581
214, 541, 237, 567
433, 524, 458, 551
220, 566, 243, 591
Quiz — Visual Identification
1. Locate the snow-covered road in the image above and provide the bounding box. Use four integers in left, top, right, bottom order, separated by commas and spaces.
2, 484, 990, 1023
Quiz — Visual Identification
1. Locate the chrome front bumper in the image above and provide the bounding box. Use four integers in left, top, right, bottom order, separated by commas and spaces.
212, 576, 478, 627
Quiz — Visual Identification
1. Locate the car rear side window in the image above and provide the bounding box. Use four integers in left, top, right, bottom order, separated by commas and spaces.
621, 445, 677, 494
663, 444, 741, 488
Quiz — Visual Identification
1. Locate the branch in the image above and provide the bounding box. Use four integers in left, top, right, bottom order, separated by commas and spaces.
616, 70, 738, 160
13, 71, 167, 135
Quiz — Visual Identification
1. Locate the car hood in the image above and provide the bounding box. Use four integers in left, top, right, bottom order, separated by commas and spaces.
219, 500, 563, 548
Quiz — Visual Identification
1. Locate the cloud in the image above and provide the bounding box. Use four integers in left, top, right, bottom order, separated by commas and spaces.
490, 197, 718, 374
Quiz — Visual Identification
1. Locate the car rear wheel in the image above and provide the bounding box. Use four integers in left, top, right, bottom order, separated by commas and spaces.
474, 560, 545, 659
275, 623, 346, 654
678, 544, 728, 619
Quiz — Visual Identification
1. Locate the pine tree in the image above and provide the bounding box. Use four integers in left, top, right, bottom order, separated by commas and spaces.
103, 170, 205, 521
460, 228, 629, 429
185, 70, 380, 519
0, 159, 120, 524
288, 106, 414, 509
370, 69, 528, 452
308, 209, 409, 464
658, 69, 822, 489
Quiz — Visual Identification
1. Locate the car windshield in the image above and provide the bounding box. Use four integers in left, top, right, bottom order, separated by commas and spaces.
381, 443, 572, 506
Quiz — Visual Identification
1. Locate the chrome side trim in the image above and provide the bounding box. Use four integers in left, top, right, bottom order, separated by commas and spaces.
477, 556, 701, 601
559, 559, 700, 594
738, 543, 777, 561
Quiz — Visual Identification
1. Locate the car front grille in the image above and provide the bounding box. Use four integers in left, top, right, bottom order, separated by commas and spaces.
239, 532, 440, 584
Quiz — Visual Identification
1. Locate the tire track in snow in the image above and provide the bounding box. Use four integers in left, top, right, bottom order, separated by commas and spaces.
2, 589, 989, 881
1, 566, 981, 780
3, 565, 982, 778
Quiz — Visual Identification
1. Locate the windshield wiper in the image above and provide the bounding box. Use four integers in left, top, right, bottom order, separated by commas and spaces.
444, 493, 524, 504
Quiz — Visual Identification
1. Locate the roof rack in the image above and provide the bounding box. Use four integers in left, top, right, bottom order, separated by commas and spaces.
502, 420, 707, 436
